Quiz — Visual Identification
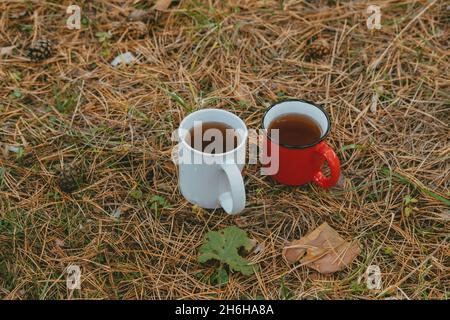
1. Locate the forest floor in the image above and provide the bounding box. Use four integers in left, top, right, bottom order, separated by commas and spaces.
0, 0, 449, 299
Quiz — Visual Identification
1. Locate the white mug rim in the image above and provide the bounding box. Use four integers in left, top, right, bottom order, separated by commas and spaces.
178, 108, 248, 157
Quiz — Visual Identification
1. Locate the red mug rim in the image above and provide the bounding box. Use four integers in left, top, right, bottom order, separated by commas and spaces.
261, 99, 331, 149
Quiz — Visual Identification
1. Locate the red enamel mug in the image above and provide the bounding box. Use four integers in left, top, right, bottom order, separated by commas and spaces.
262, 99, 340, 188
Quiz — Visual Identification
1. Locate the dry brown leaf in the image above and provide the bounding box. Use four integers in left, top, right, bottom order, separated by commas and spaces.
0, 46, 16, 57
153, 0, 172, 11
283, 222, 360, 274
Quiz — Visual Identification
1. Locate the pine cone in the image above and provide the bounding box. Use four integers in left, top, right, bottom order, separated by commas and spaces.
306, 40, 330, 60
26, 39, 54, 61
57, 165, 83, 193
127, 21, 148, 38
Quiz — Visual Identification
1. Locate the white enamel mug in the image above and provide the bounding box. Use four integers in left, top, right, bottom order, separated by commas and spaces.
176, 109, 248, 215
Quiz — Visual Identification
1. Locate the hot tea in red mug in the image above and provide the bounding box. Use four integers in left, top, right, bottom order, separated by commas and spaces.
262, 99, 340, 188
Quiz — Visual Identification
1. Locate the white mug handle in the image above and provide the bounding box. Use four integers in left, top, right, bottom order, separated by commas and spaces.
219, 162, 246, 215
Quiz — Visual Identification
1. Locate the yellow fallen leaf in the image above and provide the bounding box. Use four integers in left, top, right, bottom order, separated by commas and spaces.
153, 0, 172, 11
283, 222, 360, 274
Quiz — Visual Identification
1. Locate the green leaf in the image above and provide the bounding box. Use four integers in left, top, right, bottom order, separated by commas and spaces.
81, 17, 90, 26
280, 276, 293, 300
19, 24, 33, 33
95, 31, 112, 42
11, 89, 22, 99
340, 143, 364, 153
101, 48, 111, 58
0, 167, 5, 188
404, 207, 412, 217
350, 280, 367, 294
383, 246, 394, 256
211, 267, 228, 286
9, 71, 22, 81
404, 195, 418, 206
15, 147, 25, 160
198, 226, 255, 276
404, 195, 412, 205
150, 195, 168, 207
129, 189, 143, 200
276, 91, 287, 98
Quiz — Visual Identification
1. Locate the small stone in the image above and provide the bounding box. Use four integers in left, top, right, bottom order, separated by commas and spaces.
111, 52, 136, 67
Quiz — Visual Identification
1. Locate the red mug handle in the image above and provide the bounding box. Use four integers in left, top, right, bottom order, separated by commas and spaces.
312, 141, 340, 188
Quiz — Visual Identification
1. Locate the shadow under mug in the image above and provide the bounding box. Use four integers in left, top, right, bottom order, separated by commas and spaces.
262, 99, 340, 188
176, 109, 248, 215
